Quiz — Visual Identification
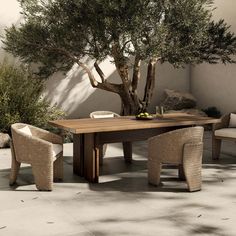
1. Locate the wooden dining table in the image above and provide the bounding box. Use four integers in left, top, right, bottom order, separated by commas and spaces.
49, 113, 220, 183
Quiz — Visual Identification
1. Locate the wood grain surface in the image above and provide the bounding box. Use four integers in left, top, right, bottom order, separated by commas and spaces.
49, 114, 220, 134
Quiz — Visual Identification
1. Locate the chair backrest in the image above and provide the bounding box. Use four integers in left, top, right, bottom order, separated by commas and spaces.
11, 123, 31, 137
227, 111, 236, 128
90, 111, 120, 119
217, 111, 236, 128
11, 123, 46, 162
148, 126, 204, 163
11, 123, 32, 162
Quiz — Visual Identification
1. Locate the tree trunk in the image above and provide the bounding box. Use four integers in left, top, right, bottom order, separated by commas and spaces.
120, 92, 141, 116
115, 60, 158, 116
119, 59, 158, 116
142, 58, 157, 112
80, 44, 158, 116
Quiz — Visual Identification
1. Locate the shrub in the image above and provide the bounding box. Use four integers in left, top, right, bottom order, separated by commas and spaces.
0, 61, 64, 134
202, 106, 222, 118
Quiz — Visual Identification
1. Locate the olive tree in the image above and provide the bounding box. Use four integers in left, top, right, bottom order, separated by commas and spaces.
3, 0, 236, 115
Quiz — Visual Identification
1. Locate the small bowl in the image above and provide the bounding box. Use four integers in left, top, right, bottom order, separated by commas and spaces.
135, 115, 154, 120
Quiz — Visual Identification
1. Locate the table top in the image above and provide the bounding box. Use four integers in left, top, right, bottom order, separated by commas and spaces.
49, 113, 220, 134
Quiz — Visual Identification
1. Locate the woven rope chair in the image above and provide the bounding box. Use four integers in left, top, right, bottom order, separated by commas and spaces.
212, 112, 236, 160
90, 111, 120, 165
148, 126, 204, 192
10, 123, 63, 191
90, 111, 120, 119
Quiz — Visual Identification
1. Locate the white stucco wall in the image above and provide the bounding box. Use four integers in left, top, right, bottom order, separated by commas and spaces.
191, 0, 236, 114
0, 0, 190, 118
0, 0, 21, 28
44, 61, 189, 118
0, 0, 21, 60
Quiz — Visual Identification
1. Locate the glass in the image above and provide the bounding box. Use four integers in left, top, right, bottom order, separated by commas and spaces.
156, 106, 164, 117
160, 106, 164, 115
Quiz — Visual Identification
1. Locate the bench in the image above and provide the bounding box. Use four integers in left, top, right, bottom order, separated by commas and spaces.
212, 112, 236, 159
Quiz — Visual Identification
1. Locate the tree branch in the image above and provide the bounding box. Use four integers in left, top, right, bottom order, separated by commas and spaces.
131, 56, 141, 92
45, 45, 124, 94
121, 40, 132, 52
76, 58, 123, 94
142, 58, 159, 111
111, 43, 133, 106
94, 61, 105, 83
19, 42, 124, 95
73, 60, 98, 88
97, 81, 123, 94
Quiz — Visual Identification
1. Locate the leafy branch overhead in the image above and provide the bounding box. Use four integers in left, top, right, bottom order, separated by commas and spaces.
3, 0, 236, 115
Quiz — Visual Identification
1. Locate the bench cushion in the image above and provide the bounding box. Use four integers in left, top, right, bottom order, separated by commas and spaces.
215, 128, 236, 139
18, 125, 32, 136
52, 144, 63, 157
52, 144, 62, 162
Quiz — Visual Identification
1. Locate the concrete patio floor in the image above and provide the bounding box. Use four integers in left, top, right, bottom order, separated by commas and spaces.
0, 131, 236, 236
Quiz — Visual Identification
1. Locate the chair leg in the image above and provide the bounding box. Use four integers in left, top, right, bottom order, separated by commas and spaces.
178, 164, 186, 180
183, 142, 203, 192
32, 164, 53, 191
53, 152, 63, 181
148, 162, 162, 186
96, 145, 107, 166
212, 137, 222, 160
9, 142, 21, 186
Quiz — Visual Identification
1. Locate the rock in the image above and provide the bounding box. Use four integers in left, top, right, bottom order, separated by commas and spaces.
0, 133, 11, 148
165, 109, 207, 117
161, 89, 197, 110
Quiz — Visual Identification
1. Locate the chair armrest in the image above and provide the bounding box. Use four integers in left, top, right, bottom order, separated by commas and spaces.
12, 133, 54, 163
149, 126, 204, 144
148, 127, 203, 163
183, 141, 203, 192
183, 141, 203, 171
183, 142, 203, 157
29, 125, 63, 144
213, 114, 230, 131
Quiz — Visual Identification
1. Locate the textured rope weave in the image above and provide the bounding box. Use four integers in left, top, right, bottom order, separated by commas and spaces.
148, 126, 204, 192
10, 123, 63, 191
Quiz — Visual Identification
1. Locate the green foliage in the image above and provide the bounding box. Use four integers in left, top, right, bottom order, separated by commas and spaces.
0, 61, 64, 133
202, 106, 222, 118
1, 0, 236, 115
2, 0, 236, 77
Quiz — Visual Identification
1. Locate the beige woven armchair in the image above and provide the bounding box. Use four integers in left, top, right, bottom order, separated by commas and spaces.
10, 123, 63, 191
148, 127, 204, 192
212, 112, 236, 160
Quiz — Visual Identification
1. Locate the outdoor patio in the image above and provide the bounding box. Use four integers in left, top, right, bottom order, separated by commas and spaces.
0, 131, 236, 236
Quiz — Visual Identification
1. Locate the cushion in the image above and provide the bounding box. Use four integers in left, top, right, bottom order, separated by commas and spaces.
93, 114, 114, 118
228, 113, 236, 127
215, 128, 236, 139
18, 125, 32, 136
52, 144, 63, 157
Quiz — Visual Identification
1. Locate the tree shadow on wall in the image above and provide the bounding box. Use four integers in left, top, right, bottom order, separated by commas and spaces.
44, 60, 188, 118
44, 58, 122, 117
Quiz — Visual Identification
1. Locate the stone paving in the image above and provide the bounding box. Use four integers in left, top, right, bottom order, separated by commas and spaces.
0, 132, 236, 236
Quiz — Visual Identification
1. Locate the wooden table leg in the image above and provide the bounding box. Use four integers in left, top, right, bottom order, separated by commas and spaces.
73, 134, 84, 176
84, 133, 99, 183
212, 137, 222, 160
99, 145, 104, 166
178, 164, 186, 180
123, 142, 132, 163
